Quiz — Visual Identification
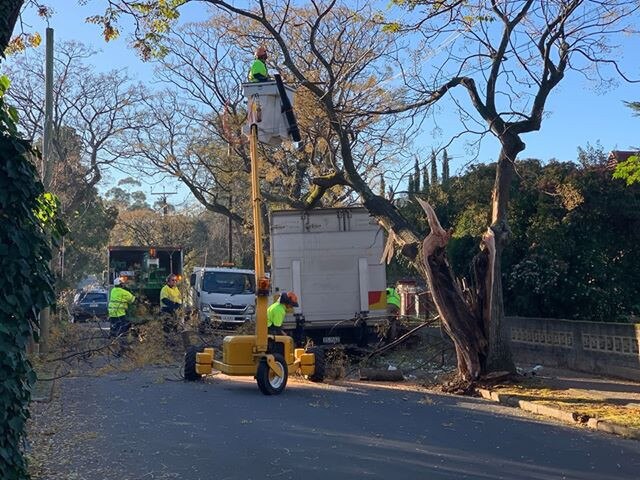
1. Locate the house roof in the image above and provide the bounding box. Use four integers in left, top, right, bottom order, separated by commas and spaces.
606, 150, 639, 170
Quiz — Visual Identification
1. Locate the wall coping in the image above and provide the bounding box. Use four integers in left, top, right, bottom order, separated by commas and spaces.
507, 316, 640, 328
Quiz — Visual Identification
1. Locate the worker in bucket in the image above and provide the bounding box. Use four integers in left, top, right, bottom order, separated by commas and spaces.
248, 46, 271, 82
108, 277, 136, 338
267, 291, 298, 335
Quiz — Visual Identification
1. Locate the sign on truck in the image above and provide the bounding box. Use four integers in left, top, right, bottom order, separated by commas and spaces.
270, 207, 388, 345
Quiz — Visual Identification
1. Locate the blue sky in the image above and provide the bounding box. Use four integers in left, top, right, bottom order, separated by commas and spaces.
14, 1, 640, 199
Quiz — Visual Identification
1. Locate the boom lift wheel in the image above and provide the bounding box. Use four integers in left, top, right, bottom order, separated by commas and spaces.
306, 346, 326, 382
184, 345, 203, 382
256, 353, 288, 395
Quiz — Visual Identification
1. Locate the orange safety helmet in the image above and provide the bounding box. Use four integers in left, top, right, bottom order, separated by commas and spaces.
280, 291, 299, 307
255, 46, 267, 59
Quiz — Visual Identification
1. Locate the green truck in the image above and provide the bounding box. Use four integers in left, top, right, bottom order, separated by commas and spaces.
107, 246, 184, 305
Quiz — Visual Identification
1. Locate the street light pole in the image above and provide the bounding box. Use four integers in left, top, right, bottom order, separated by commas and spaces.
39, 27, 54, 355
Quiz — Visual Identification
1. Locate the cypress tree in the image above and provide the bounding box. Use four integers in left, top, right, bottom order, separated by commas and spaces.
430, 149, 438, 185
414, 157, 421, 192
422, 164, 430, 193
442, 148, 450, 185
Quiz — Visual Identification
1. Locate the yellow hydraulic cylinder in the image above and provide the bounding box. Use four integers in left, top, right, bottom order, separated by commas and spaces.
249, 123, 268, 354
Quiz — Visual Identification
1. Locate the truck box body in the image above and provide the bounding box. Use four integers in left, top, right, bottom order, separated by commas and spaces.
270, 207, 387, 339
108, 246, 183, 305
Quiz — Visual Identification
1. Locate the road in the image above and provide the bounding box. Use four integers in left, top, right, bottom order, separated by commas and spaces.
33, 366, 640, 480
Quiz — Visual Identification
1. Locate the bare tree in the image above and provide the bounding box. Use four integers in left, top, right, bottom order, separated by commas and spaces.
4, 40, 146, 209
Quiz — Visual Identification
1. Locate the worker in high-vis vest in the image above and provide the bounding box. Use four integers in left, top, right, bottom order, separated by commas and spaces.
160, 274, 182, 314
160, 273, 182, 333
386, 286, 401, 313
248, 46, 271, 82
267, 291, 299, 335
108, 278, 136, 338
386, 286, 401, 341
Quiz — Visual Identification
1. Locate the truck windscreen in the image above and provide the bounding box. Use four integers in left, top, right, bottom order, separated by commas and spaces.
202, 272, 255, 295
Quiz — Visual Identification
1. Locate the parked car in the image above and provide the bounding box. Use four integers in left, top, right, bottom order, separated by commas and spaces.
71, 289, 109, 322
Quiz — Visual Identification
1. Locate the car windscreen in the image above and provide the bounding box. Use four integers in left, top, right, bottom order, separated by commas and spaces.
202, 272, 255, 295
80, 292, 107, 303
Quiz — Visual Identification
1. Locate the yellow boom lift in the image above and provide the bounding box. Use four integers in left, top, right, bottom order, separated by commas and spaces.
184, 75, 324, 394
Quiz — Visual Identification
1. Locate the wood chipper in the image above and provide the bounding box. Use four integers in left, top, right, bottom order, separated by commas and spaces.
183, 75, 324, 395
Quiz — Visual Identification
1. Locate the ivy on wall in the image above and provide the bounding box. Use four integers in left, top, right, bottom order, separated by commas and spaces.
0, 75, 64, 479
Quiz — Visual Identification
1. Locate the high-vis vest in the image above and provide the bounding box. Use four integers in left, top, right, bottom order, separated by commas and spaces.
108, 287, 135, 318
160, 285, 181, 305
248, 59, 268, 82
267, 301, 286, 327
386, 287, 401, 309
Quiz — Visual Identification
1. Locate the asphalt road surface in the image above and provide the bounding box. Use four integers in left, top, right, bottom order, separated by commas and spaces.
41, 366, 640, 480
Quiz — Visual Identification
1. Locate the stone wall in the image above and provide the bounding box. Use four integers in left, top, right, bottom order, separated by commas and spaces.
508, 316, 640, 381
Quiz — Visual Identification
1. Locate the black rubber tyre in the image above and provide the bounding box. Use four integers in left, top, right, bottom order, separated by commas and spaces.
184, 345, 204, 382
256, 353, 288, 395
307, 346, 325, 383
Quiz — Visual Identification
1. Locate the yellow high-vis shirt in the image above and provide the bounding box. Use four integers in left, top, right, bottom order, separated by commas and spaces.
160, 285, 181, 305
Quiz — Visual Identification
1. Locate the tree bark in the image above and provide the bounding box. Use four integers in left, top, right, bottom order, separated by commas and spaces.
483, 137, 524, 373
0, 0, 23, 55
416, 198, 486, 381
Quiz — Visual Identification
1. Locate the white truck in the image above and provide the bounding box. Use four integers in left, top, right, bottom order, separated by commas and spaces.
270, 207, 388, 345
189, 267, 256, 326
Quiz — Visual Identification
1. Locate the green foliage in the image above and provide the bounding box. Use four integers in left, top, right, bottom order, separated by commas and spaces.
396, 156, 640, 322
381, 22, 401, 33
611, 101, 639, 185
421, 165, 429, 193
499, 160, 640, 321
60, 199, 117, 288
0, 76, 19, 136
89, 0, 187, 59
430, 149, 438, 185
623, 100, 640, 116
0, 77, 62, 479
105, 178, 151, 210
441, 148, 450, 185
613, 154, 640, 185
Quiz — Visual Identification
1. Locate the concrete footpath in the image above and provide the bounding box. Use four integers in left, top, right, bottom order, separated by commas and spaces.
476, 366, 640, 440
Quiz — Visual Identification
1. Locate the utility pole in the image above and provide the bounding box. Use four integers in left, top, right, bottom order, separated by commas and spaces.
151, 188, 177, 216
228, 194, 233, 263
39, 27, 54, 355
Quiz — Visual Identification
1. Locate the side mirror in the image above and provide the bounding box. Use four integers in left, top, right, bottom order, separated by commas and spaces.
189, 273, 196, 287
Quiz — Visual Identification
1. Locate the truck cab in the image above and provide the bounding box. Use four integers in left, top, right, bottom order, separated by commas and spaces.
190, 267, 256, 327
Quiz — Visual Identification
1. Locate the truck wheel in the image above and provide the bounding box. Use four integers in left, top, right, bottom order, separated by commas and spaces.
184, 345, 204, 382
256, 354, 288, 395
307, 346, 325, 383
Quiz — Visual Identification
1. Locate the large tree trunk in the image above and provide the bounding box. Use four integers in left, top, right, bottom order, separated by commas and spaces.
413, 136, 524, 382
482, 138, 524, 373
416, 198, 486, 381
0, 0, 23, 54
